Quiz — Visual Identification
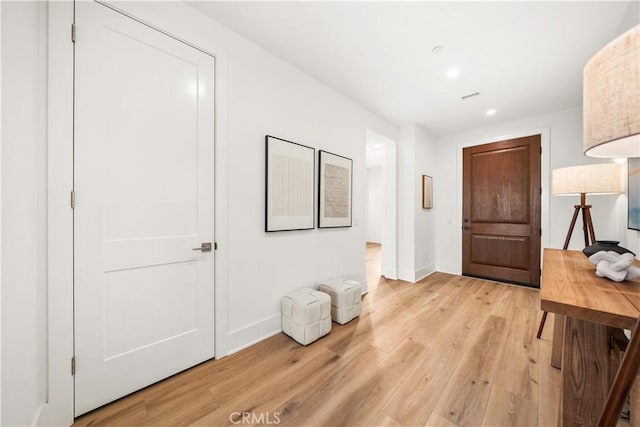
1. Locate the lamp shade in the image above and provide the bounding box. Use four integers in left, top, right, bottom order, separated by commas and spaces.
552, 163, 621, 195
583, 25, 640, 158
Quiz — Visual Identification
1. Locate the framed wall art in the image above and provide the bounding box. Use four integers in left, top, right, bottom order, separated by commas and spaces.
318, 150, 353, 228
629, 157, 640, 231
265, 135, 315, 232
422, 175, 433, 209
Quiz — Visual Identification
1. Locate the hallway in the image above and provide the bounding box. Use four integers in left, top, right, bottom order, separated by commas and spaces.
366, 242, 381, 292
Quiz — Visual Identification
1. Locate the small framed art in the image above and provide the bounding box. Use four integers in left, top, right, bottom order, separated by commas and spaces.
629, 157, 640, 231
265, 135, 315, 232
318, 150, 352, 228
422, 175, 433, 209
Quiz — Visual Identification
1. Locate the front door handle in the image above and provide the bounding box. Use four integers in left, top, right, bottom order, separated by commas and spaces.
192, 242, 212, 252
462, 226, 471, 230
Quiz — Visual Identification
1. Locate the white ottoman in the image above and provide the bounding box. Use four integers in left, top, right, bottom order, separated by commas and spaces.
281, 288, 331, 345
319, 278, 362, 325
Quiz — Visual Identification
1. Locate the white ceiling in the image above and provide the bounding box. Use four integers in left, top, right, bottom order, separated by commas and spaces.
188, 1, 636, 137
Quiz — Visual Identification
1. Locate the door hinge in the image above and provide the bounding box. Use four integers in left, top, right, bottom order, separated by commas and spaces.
214, 242, 218, 250
71, 356, 76, 376
71, 24, 76, 43
71, 191, 76, 209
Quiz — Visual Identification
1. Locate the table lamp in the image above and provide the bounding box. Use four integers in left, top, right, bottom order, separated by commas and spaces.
577, 24, 639, 426
552, 163, 621, 249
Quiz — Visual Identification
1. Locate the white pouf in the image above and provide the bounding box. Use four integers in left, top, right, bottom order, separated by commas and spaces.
319, 278, 362, 325
281, 288, 331, 345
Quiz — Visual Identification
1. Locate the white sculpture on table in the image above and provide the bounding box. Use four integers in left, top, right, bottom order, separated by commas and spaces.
588, 251, 640, 282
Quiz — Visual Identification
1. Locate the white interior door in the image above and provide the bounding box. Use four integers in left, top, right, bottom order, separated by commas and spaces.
74, 2, 215, 415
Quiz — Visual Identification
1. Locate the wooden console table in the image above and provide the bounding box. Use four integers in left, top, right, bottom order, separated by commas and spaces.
540, 248, 640, 426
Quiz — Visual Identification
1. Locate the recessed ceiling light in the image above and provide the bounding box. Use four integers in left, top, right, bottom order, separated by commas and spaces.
486, 109, 497, 116
432, 45, 444, 54
446, 67, 460, 79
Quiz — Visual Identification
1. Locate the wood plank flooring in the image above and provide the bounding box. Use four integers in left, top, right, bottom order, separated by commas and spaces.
75, 243, 562, 426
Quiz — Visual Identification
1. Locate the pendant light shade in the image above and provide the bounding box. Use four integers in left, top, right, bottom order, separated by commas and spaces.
583, 25, 640, 158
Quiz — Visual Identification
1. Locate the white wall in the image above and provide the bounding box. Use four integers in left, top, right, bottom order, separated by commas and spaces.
397, 126, 416, 281
397, 124, 437, 282
1, 2, 49, 425
619, 1, 639, 34
434, 107, 633, 275
366, 167, 382, 243
153, 2, 398, 349
414, 126, 437, 280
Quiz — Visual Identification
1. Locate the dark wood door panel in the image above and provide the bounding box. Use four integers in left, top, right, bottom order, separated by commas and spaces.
471, 223, 531, 236
462, 135, 541, 287
470, 235, 530, 270
467, 263, 532, 285
470, 146, 530, 224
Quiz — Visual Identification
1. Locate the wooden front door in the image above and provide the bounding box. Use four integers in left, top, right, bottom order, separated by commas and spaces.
462, 135, 541, 287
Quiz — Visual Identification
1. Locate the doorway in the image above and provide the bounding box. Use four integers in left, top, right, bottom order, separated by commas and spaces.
366, 130, 397, 284
462, 135, 541, 287
73, 1, 216, 415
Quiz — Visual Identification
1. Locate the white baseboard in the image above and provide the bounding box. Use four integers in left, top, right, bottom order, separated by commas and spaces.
224, 313, 282, 357
415, 263, 436, 282
380, 269, 397, 280
436, 263, 460, 275
398, 269, 416, 283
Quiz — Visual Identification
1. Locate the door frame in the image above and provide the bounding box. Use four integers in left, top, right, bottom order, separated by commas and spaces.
461, 135, 542, 286
454, 128, 550, 275
365, 129, 398, 281
43, 2, 230, 425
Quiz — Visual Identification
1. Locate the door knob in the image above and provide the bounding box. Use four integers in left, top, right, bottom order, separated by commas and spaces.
192, 242, 212, 252
462, 226, 471, 230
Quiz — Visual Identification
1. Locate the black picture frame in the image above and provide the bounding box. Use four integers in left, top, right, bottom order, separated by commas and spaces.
265, 135, 315, 232
318, 150, 353, 228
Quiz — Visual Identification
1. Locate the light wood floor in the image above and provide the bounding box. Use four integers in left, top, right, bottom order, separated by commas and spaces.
75, 243, 562, 426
